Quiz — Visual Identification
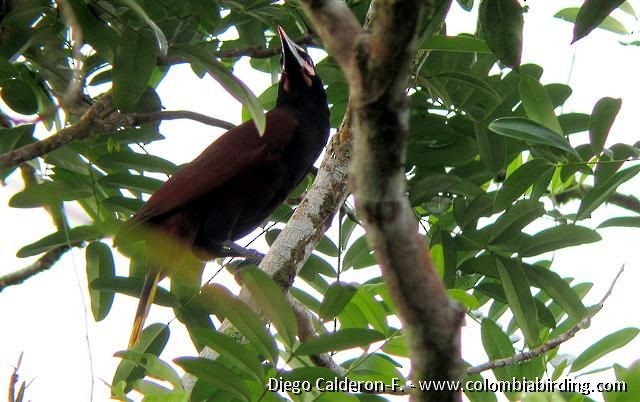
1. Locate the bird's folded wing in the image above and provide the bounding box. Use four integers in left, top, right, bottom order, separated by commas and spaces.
127, 108, 298, 226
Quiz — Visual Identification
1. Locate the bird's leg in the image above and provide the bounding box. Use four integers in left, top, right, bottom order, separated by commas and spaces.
220, 241, 265, 265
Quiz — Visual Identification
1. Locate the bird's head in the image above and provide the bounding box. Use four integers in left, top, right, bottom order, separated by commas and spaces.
278, 26, 320, 92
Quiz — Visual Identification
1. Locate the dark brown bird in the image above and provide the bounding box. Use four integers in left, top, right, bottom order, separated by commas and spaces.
122, 26, 330, 346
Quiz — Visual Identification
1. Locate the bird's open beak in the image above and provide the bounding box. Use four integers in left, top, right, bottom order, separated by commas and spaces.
278, 25, 315, 77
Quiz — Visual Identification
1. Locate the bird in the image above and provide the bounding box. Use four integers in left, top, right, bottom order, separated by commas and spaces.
120, 26, 330, 347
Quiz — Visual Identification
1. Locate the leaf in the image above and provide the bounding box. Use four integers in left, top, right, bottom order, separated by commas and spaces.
319, 282, 358, 320
199, 284, 278, 364
474, 122, 505, 172
190, 328, 264, 382
494, 159, 552, 211
113, 29, 158, 112
420, 35, 491, 53
296, 329, 385, 356
112, 323, 170, 391
238, 265, 297, 347
102, 196, 145, 215
571, 328, 639, 372
172, 44, 265, 135
599, 216, 640, 229
488, 199, 544, 244
433, 71, 501, 102
409, 174, 461, 205
99, 173, 164, 194
456, 0, 474, 11
17, 225, 99, 257
577, 165, 640, 220
589, 97, 622, 155
520, 225, 601, 257
558, 113, 591, 135
174, 357, 250, 401
480, 319, 519, 380
343, 236, 375, 270
479, 0, 524, 68
118, 0, 168, 56
96, 151, 178, 174
91, 276, 179, 307
0, 78, 39, 115
519, 75, 563, 134
525, 264, 588, 323
9, 181, 92, 208
448, 289, 480, 310
561, 0, 628, 43
115, 351, 182, 389
85, 242, 115, 321
489, 117, 576, 154
496, 258, 540, 346
316, 235, 339, 257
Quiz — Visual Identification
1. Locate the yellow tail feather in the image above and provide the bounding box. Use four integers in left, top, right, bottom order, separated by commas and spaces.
128, 271, 161, 348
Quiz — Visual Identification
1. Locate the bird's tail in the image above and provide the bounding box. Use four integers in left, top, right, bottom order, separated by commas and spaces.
128, 270, 161, 348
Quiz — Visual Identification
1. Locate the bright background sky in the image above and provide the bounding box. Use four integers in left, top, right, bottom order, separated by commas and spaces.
1, 1, 639, 401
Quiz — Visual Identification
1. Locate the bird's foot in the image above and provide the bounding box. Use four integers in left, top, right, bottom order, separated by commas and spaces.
222, 242, 265, 265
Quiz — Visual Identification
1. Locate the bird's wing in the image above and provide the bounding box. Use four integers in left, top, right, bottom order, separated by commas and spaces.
129, 108, 298, 226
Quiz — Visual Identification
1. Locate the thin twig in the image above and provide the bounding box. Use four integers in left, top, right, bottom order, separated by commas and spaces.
157, 34, 316, 66
131, 110, 236, 130
554, 185, 640, 214
0, 103, 237, 171
467, 265, 625, 375
0, 246, 71, 292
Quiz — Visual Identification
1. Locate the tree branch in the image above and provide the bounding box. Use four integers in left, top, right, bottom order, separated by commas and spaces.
0, 102, 236, 171
467, 265, 625, 375
299, 0, 462, 400
0, 246, 71, 292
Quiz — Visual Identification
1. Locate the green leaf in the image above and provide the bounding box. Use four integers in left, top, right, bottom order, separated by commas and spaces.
495, 159, 552, 210
479, 0, 524, 68
118, 0, 168, 56
172, 44, 265, 135
589, 97, 622, 155
115, 351, 182, 389
199, 284, 278, 364
316, 235, 339, 257
190, 328, 264, 382
421, 35, 491, 53
99, 173, 164, 194
474, 122, 505, 172
605, 361, 640, 402
519, 75, 563, 134
559, 113, 591, 135
577, 165, 640, 220
433, 72, 501, 102
448, 289, 480, 310
319, 282, 358, 320
599, 216, 640, 229
382, 335, 409, 357
238, 265, 297, 347
17, 225, 99, 257
520, 225, 601, 257
344, 236, 376, 270
525, 264, 588, 323
0, 78, 39, 115
112, 323, 170, 392
351, 288, 389, 334
102, 196, 145, 215
113, 29, 158, 112
9, 181, 92, 208
489, 199, 544, 244
489, 117, 576, 154
571, 328, 639, 372
409, 174, 461, 205
480, 319, 519, 380
174, 357, 250, 401
296, 329, 385, 356
557, 1, 628, 43
96, 151, 177, 174
85, 242, 115, 321
91, 276, 179, 307
496, 258, 540, 346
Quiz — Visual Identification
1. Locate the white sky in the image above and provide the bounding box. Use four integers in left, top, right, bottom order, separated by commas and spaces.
1, 1, 639, 401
